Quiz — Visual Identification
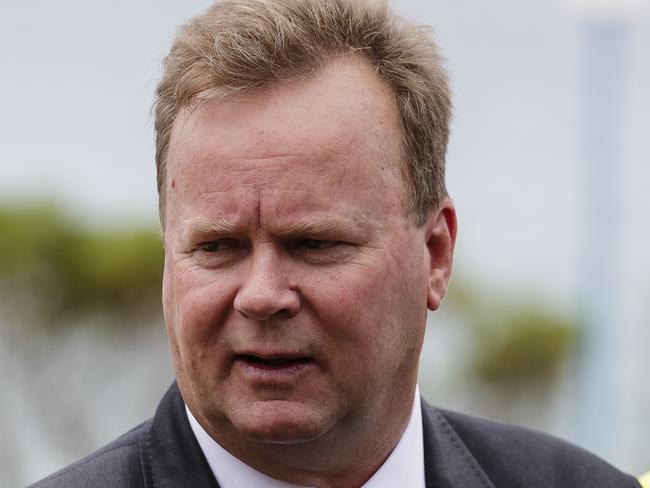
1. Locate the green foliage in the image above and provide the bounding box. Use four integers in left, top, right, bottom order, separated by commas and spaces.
446, 279, 577, 391
471, 308, 576, 389
0, 204, 163, 326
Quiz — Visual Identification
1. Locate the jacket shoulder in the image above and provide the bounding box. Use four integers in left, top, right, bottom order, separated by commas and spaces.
28, 420, 152, 488
433, 406, 640, 487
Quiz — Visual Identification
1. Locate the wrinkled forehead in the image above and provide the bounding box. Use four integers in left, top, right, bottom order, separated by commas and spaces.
159, 55, 416, 244
166, 55, 407, 190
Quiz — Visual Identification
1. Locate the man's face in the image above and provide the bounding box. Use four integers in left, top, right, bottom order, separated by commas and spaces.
162, 57, 455, 449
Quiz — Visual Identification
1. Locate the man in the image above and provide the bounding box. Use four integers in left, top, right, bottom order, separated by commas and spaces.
32, 0, 641, 487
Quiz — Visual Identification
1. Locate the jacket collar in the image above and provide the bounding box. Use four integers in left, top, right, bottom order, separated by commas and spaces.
143, 383, 221, 488
421, 399, 495, 488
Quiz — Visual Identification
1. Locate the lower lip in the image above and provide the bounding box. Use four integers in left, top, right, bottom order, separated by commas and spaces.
235, 357, 315, 380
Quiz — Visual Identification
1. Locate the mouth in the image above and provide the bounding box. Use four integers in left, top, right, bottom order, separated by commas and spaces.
241, 355, 310, 365
234, 354, 315, 376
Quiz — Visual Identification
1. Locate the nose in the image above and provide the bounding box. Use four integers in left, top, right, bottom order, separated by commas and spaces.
233, 246, 301, 321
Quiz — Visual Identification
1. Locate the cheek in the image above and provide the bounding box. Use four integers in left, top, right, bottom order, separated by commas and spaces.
316, 247, 428, 356
304, 260, 411, 350
163, 264, 236, 362
162, 261, 180, 349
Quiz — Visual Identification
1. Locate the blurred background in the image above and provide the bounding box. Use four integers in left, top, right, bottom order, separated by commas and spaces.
1, 0, 648, 485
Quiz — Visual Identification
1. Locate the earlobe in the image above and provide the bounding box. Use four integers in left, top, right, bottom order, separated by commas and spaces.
425, 199, 457, 311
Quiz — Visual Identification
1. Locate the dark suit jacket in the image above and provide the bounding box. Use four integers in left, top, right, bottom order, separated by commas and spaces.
30, 383, 640, 487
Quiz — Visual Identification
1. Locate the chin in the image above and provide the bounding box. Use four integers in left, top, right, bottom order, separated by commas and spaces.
232, 400, 333, 445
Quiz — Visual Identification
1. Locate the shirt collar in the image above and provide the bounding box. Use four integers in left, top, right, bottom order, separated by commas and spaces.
185, 387, 425, 488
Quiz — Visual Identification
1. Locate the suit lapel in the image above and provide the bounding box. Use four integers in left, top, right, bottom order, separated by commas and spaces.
142, 383, 221, 488
421, 400, 495, 488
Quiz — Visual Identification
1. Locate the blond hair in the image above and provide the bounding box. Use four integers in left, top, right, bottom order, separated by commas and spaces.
154, 0, 451, 227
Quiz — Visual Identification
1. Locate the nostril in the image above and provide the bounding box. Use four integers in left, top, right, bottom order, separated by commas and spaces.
234, 282, 301, 320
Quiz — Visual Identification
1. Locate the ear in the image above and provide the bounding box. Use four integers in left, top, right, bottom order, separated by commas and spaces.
425, 198, 457, 311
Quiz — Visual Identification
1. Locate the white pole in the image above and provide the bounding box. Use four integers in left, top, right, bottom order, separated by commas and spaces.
574, 10, 628, 461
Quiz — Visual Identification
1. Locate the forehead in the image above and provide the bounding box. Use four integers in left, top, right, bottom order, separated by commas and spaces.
171, 57, 401, 168
165, 56, 406, 224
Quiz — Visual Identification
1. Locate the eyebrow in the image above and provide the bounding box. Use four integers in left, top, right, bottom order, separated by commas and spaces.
278, 217, 361, 237
179, 217, 243, 248
179, 215, 366, 244
183, 217, 239, 235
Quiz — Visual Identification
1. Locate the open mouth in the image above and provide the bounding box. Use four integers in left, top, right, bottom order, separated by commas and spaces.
236, 355, 313, 371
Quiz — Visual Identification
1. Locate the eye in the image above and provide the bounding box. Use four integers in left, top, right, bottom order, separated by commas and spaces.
300, 238, 339, 250
196, 240, 236, 253
292, 238, 354, 265
191, 239, 245, 269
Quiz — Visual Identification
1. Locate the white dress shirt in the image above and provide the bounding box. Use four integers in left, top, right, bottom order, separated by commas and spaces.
186, 387, 425, 488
